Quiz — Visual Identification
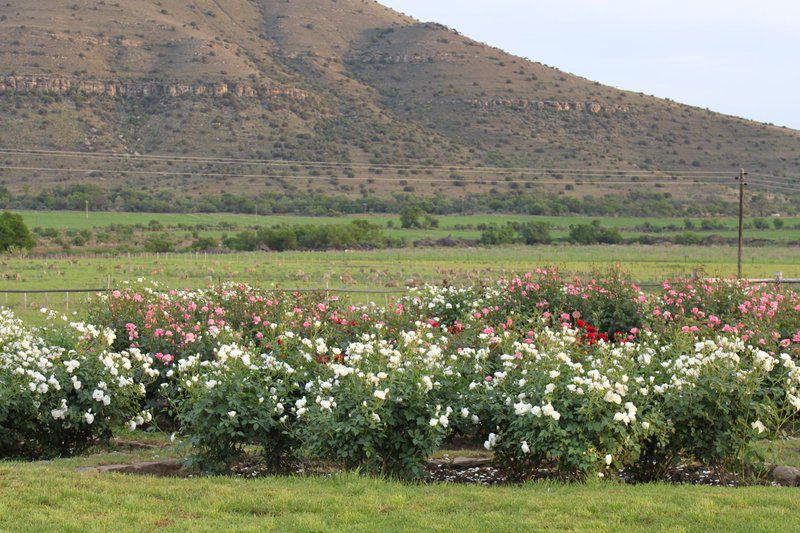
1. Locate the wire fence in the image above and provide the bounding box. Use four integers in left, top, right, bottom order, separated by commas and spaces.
1, 277, 798, 296
1, 276, 798, 314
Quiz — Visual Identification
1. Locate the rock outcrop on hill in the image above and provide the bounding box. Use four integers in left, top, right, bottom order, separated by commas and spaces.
0, 77, 309, 100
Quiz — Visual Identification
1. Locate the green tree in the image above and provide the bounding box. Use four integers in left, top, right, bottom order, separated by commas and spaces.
144, 234, 174, 253
753, 218, 770, 230
400, 205, 423, 229
568, 221, 623, 245
518, 221, 553, 245
0, 186, 11, 208
480, 224, 516, 245
190, 236, 219, 251
399, 206, 438, 230
0, 211, 35, 252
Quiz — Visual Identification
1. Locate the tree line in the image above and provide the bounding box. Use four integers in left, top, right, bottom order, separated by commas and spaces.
2, 184, 794, 218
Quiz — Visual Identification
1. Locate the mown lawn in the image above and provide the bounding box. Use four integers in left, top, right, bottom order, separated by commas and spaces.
1, 458, 799, 532
1, 436, 799, 532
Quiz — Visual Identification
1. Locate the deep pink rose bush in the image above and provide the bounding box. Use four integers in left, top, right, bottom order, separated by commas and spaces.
653, 278, 800, 358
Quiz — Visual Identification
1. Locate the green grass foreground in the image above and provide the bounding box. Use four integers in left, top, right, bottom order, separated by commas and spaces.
1, 452, 799, 532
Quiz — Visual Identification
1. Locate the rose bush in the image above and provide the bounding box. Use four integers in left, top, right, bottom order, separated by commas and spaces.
0, 309, 154, 458
175, 343, 301, 473
3, 268, 797, 480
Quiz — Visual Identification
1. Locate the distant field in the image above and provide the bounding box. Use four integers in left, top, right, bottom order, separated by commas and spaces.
0, 244, 796, 319
21, 210, 800, 230
19, 210, 800, 244
3, 210, 797, 319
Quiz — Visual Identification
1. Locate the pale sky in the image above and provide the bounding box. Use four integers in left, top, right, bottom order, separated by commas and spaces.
381, 0, 800, 130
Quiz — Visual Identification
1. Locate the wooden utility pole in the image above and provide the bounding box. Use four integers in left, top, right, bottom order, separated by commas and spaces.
736, 168, 748, 278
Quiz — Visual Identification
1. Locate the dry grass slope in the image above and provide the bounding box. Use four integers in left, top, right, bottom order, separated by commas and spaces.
0, 0, 798, 200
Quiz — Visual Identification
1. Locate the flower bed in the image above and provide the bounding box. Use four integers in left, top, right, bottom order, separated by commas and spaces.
2, 270, 799, 480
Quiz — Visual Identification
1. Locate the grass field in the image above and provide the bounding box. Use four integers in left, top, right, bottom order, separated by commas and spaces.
23, 210, 800, 229
1, 437, 799, 532
1, 244, 797, 320
1, 245, 796, 290
19, 211, 800, 244
6, 211, 800, 318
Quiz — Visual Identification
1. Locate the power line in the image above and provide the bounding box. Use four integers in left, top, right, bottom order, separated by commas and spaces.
748, 176, 800, 187
747, 179, 800, 194
0, 164, 737, 187
750, 174, 800, 185
736, 168, 747, 278
0, 147, 742, 176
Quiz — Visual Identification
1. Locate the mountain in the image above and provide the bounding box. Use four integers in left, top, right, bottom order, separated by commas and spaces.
0, 0, 798, 206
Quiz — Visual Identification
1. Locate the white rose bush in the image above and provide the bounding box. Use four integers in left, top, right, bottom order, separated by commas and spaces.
2, 269, 799, 481
175, 343, 301, 473
476, 327, 800, 480
0, 309, 154, 458
298, 336, 454, 480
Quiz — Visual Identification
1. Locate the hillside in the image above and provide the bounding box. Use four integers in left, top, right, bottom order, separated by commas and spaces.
0, 0, 798, 207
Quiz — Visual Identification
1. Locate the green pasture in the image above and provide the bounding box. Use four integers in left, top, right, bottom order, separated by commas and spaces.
20, 211, 800, 243
0, 244, 796, 319
3, 244, 796, 289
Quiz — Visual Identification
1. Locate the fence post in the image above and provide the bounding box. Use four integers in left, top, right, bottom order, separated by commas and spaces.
65, 292, 70, 314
